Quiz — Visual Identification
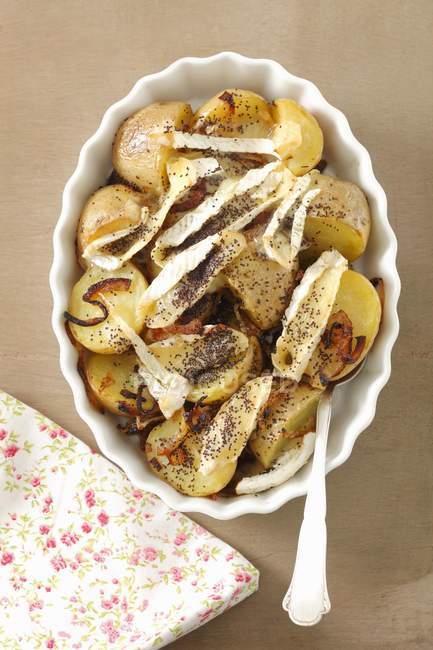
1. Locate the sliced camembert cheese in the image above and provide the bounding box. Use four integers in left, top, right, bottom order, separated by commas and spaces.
272, 250, 348, 381
198, 375, 272, 476
140, 235, 219, 307
236, 432, 315, 494
82, 156, 220, 270
101, 303, 191, 418
263, 171, 320, 269
153, 162, 280, 261
141, 230, 246, 328
154, 131, 281, 158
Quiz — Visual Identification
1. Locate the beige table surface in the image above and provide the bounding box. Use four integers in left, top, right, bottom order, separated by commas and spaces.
1, 1, 432, 648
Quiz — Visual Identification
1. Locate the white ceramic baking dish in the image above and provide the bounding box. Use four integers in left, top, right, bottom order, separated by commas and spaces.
50, 52, 400, 519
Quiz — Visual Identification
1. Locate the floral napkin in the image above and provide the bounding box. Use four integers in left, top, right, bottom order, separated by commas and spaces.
0, 390, 258, 649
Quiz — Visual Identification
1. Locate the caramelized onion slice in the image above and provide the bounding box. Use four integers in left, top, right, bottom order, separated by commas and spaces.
319, 309, 367, 382
119, 383, 159, 417
64, 278, 131, 327
145, 319, 203, 343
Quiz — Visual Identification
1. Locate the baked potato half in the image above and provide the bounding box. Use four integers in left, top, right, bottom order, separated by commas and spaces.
193, 88, 273, 138
113, 101, 193, 194
305, 270, 382, 388
149, 325, 261, 404
76, 184, 154, 268
66, 262, 148, 354
249, 382, 322, 468
145, 410, 237, 497
84, 350, 154, 416
271, 99, 323, 175
301, 174, 371, 263
223, 221, 298, 330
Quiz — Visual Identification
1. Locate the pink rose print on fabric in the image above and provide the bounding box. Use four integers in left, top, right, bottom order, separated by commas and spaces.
97, 511, 109, 526
3, 444, 19, 458
234, 571, 252, 583
170, 567, 183, 582
42, 496, 53, 513
84, 490, 95, 508
101, 619, 120, 644
50, 555, 67, 572
1, 552, 14, 565
143, 547, 157, 562
61, 532, 79, 546
0, 390, 259, 649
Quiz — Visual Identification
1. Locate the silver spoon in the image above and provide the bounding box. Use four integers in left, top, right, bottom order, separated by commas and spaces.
282, 361, 365, 625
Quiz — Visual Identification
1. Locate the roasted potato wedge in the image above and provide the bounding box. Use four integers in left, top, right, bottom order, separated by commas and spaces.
67, 262, 148, 354
113, 101, 193, 194
305, 270, 382, 388
149, 325, 259, 403
271, 99, 323, 175
76, 184, 154, 267
146, 410, 237, 496
301, 174, 371, 263
249, 382, 322, 468
236, 432, 316, 495
84, 350, 153, 416
199, 375, 272, 475
224, 221, 298, 329
193, 88, 273, 138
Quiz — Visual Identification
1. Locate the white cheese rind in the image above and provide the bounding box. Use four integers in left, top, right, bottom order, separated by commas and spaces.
154, 162, 280, 255
101, 300, 191, 418
263, 172, 320, 269
141, 235, 219, 308
166, 131, 281, 158
83, 157, 220, 270
272, 250, 348, 381
235, 431, 315, 494
141, 231, 247, 328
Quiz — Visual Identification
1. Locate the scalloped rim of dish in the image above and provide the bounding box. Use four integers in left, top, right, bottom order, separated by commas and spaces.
50, 52, 400, 519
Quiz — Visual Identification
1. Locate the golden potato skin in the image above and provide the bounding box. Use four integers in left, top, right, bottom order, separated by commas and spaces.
272, 99, 323, 175
76, 184, 152, 267
113, 101, 193, 194
193, 88, 273, 138
67, 262, 148, 354
305, 270, 382, 388
85, 350, 153, 416
146, 411, 237, 496
148, 327, 257, 404
301, 174, 371, 263
224, 236, 297, 330
249, 383, 322, 468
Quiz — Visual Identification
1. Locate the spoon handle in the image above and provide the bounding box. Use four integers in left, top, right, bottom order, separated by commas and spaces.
282, 388, 333, 625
